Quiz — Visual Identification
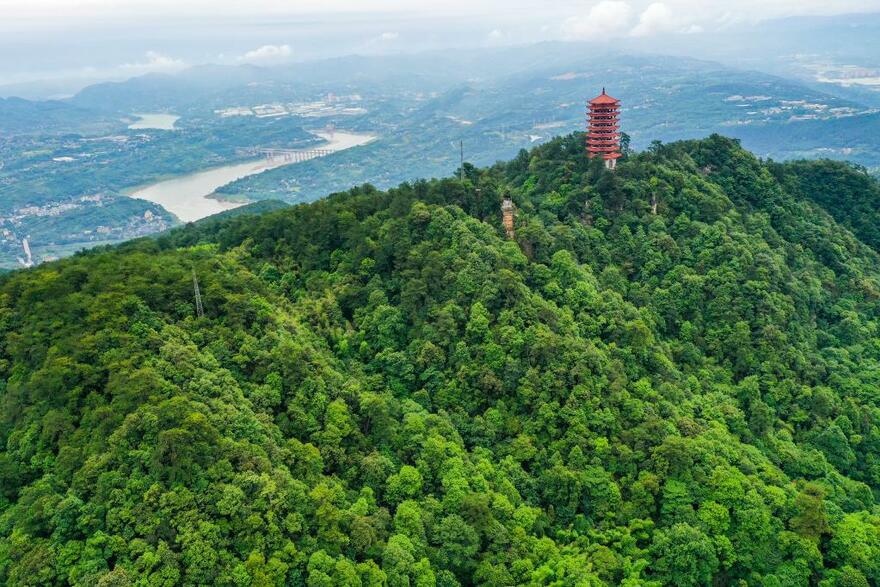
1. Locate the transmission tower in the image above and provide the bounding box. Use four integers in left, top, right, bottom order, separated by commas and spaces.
459, 140, 464, 182
192, 268, 204, 318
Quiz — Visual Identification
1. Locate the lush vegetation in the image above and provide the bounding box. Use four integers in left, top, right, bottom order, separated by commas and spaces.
3, 134, 880, 586
771, 159, 880, 252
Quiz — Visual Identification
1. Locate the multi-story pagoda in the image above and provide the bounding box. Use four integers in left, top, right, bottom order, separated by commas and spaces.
587, 88, 622, 169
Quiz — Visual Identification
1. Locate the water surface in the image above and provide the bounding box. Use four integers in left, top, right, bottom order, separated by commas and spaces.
129, 131, 375, 222
129, 113, 180, 130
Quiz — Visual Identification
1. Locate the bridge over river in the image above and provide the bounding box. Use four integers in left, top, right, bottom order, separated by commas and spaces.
129, 131, 376, 222
243, 147, 334, 163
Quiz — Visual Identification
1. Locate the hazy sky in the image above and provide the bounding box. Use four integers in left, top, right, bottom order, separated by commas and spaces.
1, 0, 879, 90
3, 0, 878, 21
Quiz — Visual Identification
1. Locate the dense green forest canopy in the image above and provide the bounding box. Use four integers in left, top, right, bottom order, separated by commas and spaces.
2, 133, 880, 586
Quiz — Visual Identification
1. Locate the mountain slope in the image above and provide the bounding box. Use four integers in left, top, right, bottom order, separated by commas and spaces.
771, 158, 880, 252
0, 97, 117, 136
2, 135, 880, 586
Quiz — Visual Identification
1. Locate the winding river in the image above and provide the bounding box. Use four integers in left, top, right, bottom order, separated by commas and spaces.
128, 131, 375, 222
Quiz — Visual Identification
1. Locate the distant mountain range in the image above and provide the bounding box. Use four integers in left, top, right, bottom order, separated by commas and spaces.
7, 44, 880, 160
2, 41, 880, 268
211, 50, 880, 206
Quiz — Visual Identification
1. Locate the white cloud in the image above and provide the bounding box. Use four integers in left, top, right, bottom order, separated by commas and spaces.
486, 28, 506, 44
631, 2, 678, 36
562, 1, 634, 40
361, 31, 401, 50
562, 1, 719, 40
237, 44, 292, 64
119, 51, 186, 74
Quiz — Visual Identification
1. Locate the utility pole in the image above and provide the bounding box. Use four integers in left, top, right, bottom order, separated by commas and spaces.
192, 268, 204, 318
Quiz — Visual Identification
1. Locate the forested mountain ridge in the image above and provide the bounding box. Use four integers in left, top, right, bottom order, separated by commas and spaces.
2, 134, 880, 586
770, 158, 880, 254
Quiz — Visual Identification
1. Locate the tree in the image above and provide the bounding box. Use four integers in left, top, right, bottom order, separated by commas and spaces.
650, 523, 720, 586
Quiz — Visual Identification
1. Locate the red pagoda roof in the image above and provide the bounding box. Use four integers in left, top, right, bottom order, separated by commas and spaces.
589, 88, 619, 105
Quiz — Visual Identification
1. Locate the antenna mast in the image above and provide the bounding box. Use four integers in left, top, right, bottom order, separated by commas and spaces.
192, 268, 204, 318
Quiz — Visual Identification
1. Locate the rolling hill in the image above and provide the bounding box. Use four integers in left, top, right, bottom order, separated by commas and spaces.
0, 97, 117, 136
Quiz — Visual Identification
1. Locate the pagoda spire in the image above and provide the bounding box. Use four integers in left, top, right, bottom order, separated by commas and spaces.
586, 89, 622, 169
